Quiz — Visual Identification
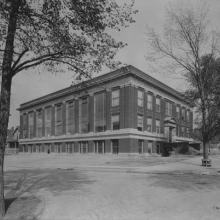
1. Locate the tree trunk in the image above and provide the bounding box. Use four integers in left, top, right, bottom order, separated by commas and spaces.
202, 140, 208, 160
0, 0, 21, 216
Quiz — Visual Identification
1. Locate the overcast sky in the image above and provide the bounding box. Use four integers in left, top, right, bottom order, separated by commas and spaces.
8, 0, 220, 127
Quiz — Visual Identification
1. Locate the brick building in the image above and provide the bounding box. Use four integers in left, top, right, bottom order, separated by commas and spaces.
18, 65, 194, 154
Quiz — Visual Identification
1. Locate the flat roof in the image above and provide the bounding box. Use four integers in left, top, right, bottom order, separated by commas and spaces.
18, 65, 190, 111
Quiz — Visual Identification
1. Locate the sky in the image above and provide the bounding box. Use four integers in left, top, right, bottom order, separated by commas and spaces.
7, 0, 220, 127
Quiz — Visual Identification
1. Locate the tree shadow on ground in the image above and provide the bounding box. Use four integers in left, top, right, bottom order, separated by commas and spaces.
3, 168, 95, 220
149, 171, 220, 191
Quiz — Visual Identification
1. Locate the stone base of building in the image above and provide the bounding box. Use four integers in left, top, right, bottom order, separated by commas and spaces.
19, 138, 166, 155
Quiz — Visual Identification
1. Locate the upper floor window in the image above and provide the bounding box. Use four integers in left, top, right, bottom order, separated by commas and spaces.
66, 101, 75, 134
156, 120, 160, 134
147, 93, 153, 110
186, 127, 190, 138
36, 109, 43, 137
181, 126, 185, 137
165, 101, 172, 116
55, 104, 63, 136
112, 89, 120, 107
45, 107, 52, 137
137, 115, 143, 131
22, 114, 28, 139
186, 110, 190, 122
181, 108, 186, 121
28, 111, 34, 139
111, 114, 120, 130
94, 92, 106, 132
147, 117, 152, 132
156, 97, 161, 113
176, 106, 180, 119
79, 97, 89, 133
137, 90, 144, 107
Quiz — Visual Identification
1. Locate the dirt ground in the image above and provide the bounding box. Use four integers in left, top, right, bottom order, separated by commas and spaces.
3, 154, 220, 220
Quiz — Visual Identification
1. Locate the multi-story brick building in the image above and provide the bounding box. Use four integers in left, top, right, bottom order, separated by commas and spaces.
18, 65, 194, 154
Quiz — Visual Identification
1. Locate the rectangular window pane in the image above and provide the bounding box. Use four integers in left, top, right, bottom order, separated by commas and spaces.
112, 89, 120, 107
111, 114, 119, 130
79, 97, 89, 133
28, 112, 34, 139
94, 93, 106, 132
156, 97, 161, 112
55, 104, 63, 135
36, 109, 43, 137
66, 101, 75, 134
45, 107, 52, 137
147, 117, 152, 132
22, 114, 28, 139
165, 101, 172, 116
147, 94, 153, 110
186, 110, 190, 122
137, 115, 143, 131
138, 90, 144, 107
182, 108, 186, 121
176, 106, 180, 119
156, 120, 160, 134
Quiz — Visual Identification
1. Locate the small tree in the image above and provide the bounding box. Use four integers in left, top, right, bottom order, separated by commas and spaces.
146, 1, 220, 165
0, 0, 137, 216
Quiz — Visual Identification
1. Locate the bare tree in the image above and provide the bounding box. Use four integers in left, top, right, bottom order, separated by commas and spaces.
0, 0, 137, 216
146, 1, 220, 166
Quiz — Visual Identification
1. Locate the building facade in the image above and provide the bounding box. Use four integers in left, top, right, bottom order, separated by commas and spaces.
18, 66, 194, 154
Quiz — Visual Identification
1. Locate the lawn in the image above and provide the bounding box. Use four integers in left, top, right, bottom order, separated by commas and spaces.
3, 154, 220, 220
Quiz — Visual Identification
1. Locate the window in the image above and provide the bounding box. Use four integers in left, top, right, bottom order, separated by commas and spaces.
186, 110, 190, 122
181, 126, 185, 137
36, 109, 43, 137
147, 94, 153, 110
28, 112, 34, 139
79, 141, 88, 153
66, 101, 75, 134
79, 97, 89, 133
181, 108, 186, 121
94, 92, 106, 132
112, 140, 119, 154
111, 114, 120, 130
147, 117, 152, 132
111, 89, 120, 107
148, 142, 153, 154
186, 128, 190, 138
45, 107, 52, 137
138, 140, 144, 154
22, 114, 28, 139
137, 90, 144, 107
55, 104, 63, 135
156, 120, 160, 134
176, 106, 180, 119
156, 97, 161, 112
176, 125, 179, 137
137, 115, 143, 131
165, 101, 172, 116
